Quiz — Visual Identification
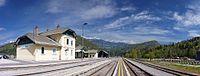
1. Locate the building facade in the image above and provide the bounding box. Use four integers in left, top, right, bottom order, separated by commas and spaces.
84, 50, 98, 58
15, 26, 76, 61
75, 46, 85, 58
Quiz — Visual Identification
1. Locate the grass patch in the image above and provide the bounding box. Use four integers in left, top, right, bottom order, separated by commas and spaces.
150, 61, 200, 75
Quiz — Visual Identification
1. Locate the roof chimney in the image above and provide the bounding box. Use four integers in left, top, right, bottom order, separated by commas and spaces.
35, 26, 39, 35
56, 24, 60, 29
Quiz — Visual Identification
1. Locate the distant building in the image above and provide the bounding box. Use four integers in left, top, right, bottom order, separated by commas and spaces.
84, 50, 98, 58
75, 46, 85, 58
15, 25, 77, 61
98, 50, 109, 58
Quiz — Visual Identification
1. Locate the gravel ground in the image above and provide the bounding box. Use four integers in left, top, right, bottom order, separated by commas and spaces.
0, 59, 20, 65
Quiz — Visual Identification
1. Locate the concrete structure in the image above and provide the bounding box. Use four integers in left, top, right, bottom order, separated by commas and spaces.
84, 50, 98, 58
15, 25, 76, 61
75, 46, 85, 58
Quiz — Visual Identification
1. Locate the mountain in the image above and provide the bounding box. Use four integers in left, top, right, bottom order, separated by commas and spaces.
128, 40, 160, 49
76, 36, 100, 50
0, 43, 16, 55
126, 37, 200, 59
88, 39, 161, 56
88, 39, 129, 48
89, 39, 160, 49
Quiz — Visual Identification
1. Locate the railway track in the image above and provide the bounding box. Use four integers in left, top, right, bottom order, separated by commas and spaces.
123, 58, 152, 76
17, 60, 102, 76
0, 59, 107, 76
81, 59, 117, 76
1, 58, 198, 76
133, 59, 198, 76
0, 59, 100, 71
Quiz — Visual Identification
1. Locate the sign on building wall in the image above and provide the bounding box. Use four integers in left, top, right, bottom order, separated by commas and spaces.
20, 44, 32, 48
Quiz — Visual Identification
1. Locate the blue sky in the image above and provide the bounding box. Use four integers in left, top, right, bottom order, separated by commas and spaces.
0, 0, 200, 44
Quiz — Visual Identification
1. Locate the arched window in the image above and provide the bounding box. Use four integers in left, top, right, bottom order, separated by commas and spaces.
41, 47, 44, 54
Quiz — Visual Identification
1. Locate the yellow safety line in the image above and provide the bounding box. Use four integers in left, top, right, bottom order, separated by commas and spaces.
122, 59, 131, 76
118, 60, 120, 76
121, 59, 124, 76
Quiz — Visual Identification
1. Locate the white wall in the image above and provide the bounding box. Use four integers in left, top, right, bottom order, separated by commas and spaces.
87, 53, 98, 58
59, 35, 75, 60
34, 45, 60, 61
94, 53, 98, 58
16, 44, 35, 61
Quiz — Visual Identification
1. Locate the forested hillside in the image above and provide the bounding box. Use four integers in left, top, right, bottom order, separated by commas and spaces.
0, 43, 16, 55
103, 40, 160, 57
76, 36, 100, 50
89, 39, 129, 48
126, 37, 200, 59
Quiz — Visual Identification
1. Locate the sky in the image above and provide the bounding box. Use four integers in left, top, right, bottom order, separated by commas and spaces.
0, 0, 200, 44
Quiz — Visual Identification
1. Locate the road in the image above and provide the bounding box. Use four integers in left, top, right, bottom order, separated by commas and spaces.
0, 58, 198, 76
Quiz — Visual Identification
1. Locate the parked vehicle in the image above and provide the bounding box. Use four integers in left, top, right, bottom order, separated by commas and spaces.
0, 55, 9, 59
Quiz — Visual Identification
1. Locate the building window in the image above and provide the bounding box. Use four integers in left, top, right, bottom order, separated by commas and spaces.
71, 50, 73, 56
65, 49, 68, 55
71, 40, 73, 46
20, 44, 30, 48
52, 48, 56, 55
41, 47, 44, 54
67, 39, 69, 45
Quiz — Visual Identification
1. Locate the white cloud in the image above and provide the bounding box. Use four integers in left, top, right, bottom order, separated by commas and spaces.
105, 11, 161, 29
81, 5, 116, 20
120, 7, 135, 11
0, 27, 5, 31
173, 27, 186, 31
131, 11, 161, 21
87, 32, 137, 44
0, 33, 13, 42
104, 16, 130, 29
173, 12, 200, 27
133, 26, 170, 35
86, 31, 176, 44
0, 39, 15, 45
0, 0, 5, 7
188, 30, 200, 37
46, 0, 116, 19
46, 1, 62, 13
173, 1, 200, 27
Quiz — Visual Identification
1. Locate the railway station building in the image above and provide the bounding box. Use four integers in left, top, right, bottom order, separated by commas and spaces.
15, 25, 77, 61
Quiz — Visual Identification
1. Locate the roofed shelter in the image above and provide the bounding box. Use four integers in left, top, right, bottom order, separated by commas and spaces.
98, 50, 109, 58
84, 50, 98, 58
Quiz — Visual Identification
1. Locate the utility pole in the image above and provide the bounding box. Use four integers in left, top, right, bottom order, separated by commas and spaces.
82, 23, 88, 59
